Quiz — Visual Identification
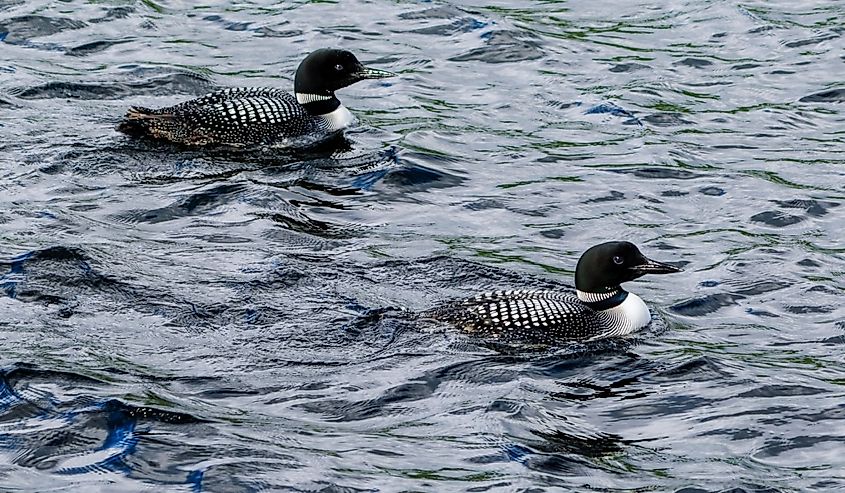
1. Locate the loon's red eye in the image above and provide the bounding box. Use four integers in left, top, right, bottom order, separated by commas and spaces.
613, 256, 624, 265
334, 64, 344, 71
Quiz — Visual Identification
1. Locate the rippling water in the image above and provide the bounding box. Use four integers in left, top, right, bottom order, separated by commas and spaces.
1, 0, 844, 491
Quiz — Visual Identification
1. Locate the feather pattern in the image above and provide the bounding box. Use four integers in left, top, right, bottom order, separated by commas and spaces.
117, 88, 336, 146
427, 289, 650, 344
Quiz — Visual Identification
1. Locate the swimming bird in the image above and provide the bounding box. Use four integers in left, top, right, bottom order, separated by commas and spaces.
116, 48, 394, 146
427, 241, 681, 344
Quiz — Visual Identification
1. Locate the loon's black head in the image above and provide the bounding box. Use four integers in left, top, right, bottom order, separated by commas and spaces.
575, 241, 680, 294
294, 48, 394, 97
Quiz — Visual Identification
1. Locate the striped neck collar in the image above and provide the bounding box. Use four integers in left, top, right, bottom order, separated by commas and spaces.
296, 92, 340, 116
577, 288, 628, 311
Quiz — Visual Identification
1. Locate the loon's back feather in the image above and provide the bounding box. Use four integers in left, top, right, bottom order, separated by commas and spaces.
169, 87, 290, 111
116, 87, 321, 146
427, 289, 610, 344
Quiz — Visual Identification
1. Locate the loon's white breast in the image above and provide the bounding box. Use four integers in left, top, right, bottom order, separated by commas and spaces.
319, 104, 356, 132
295, 93, 356, 132
590, 292, 651, 340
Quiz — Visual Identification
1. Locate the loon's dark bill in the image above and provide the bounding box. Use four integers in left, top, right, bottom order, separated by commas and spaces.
355, 67, 396, 80
629, 258, 682, 276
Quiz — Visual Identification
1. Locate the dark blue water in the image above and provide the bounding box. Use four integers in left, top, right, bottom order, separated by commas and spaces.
1, 0, 844, 491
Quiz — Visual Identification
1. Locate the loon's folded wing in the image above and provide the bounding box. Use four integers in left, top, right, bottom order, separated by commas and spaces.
427, 290, 607, 344
117, 89, 315, 145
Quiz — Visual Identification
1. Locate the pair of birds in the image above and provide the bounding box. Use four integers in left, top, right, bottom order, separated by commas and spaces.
117, 48, 682, 345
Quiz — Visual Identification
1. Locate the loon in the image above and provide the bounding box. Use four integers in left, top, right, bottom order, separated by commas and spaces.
116, 48, 394, 146
427, 241, 681, 345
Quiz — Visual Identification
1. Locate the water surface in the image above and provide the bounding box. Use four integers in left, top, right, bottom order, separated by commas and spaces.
1, 0, 844, 491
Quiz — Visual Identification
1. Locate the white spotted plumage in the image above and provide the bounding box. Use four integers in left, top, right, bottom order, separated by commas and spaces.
429, 289, 652, 344
121, 87, 345, 146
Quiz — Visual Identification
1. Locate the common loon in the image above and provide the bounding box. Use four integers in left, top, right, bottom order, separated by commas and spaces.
116, 48, 394, 146
427, 241, 681, 344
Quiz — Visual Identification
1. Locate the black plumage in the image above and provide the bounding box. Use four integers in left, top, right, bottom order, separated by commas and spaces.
427, 289, 611, 344
117, 88, 320, 146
